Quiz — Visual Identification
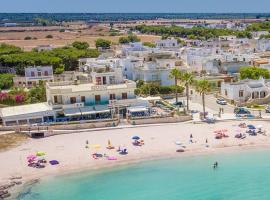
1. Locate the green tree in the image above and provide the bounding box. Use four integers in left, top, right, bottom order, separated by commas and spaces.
0, 73, 15, 90
127, 34, 140, 43
143, 42, 156, 48
54, 64, 65, 74
181, 72, 194, 111
195, 79, 211, 119
95, 38, 111, 49
119, 37, 130, 44
27, 81, 46, 103
0, 43, 22, 56
239, 66, 270, 80
169, 68, 182, 103
72, 41, 89, 50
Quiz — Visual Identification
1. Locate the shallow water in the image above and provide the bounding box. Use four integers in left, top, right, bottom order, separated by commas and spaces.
18, 149, 270, 200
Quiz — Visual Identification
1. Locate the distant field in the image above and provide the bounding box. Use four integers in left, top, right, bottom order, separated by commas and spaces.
0, 25, 161, 50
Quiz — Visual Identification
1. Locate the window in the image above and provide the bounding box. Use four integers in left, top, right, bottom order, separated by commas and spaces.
152, 74, 159, 81
109, 76, 115, 84
225, 89, 228, 96
103, 76, 107, 85
81, 96, 85, 102
95, 95, 101, 104
31, 71, 35, 77
44, 71, 49, 76
38, 71, 42, 77
70, 97, 76, 104
96, 77, 102, 85
239, 90, 244, 97
122, 93, 127, 100
110, 94, 116, 100
54, 96, 58, 103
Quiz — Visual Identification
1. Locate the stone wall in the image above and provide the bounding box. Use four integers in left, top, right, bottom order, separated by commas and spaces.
128, 115, 192, 125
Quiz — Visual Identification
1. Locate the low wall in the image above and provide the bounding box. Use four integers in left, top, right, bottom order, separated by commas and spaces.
0, 119, 119, 132
128, 115, 192, 125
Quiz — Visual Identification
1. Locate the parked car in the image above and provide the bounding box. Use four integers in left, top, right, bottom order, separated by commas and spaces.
216, 98, 227, 105
173, 101, 183, 107
234, 107, 251, 115
265, 105, 270, 113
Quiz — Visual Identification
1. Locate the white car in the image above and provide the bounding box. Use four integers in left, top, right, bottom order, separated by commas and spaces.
265, 106, 270, 113
216, 98, 227, 105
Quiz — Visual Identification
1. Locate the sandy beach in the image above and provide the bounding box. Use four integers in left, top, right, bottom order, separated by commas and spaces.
1, 120, 270, 189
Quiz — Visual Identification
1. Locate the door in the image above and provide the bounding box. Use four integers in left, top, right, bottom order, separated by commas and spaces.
95, 95, 101, 104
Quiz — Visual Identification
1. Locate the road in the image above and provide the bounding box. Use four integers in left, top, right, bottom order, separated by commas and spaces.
191, 93, 235, 114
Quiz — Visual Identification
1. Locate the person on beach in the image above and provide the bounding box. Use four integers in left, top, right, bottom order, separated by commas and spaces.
85, 140, 89, 148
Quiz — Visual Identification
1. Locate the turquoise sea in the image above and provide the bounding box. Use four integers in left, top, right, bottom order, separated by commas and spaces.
18, 149, 270, 200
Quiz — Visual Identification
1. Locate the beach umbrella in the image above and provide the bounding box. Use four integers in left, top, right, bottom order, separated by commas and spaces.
248, 125, 256, 129
36, 152, 45, 156
175, 141, 182, 145
132, 136, 140, 140
257, 125, 263, 129
108, 140, 111, 146
27, 155, 37, 161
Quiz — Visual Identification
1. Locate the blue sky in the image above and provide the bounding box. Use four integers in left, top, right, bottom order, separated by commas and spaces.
1, 0, 270, 13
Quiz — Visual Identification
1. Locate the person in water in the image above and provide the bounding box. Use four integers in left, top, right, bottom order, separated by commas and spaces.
213, 161, 218, 169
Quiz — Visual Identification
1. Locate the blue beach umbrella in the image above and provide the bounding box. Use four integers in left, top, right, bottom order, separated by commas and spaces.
132, 136, 140, 140
247, 125, 256, 129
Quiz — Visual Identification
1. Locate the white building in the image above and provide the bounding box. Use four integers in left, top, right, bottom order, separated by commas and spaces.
0, 103, 54, 126
252, 31, 269, 39
36, 45, 53, 52
256, 39, 270, 52
155, 38, 179, 49
13, 66, 54, 88
133, 51, 180, 86
46, 80, 136, 108
221, 78, 270, 103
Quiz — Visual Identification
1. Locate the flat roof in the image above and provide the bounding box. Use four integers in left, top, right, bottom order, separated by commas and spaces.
0, 103, 52, 118
48, 82, 134, 93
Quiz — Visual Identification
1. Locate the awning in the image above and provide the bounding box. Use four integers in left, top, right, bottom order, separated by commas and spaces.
80, 107, 110, 115
128, 106, 148, 113
63, 108, 81, 117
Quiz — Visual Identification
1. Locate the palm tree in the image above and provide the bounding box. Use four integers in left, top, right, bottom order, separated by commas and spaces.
169, 68, 182, 103
181, 72, 194, 111
195, 79, 211, 119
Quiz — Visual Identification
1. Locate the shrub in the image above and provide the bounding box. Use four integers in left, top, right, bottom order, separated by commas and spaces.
46, 35, 53, 39
24, 36, 32, 40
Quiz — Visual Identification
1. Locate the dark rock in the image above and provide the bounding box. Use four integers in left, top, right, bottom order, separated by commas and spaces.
1, 193, 11, 199
0, 190, 8, 196
9, 176, 22, 180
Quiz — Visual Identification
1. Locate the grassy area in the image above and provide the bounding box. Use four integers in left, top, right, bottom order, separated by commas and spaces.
0, 133, 29, 151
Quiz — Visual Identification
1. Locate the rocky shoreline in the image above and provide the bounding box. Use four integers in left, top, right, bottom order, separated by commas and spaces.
0, 177, 22, 199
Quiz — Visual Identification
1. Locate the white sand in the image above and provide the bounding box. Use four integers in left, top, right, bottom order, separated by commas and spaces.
1, 120, 270, 183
